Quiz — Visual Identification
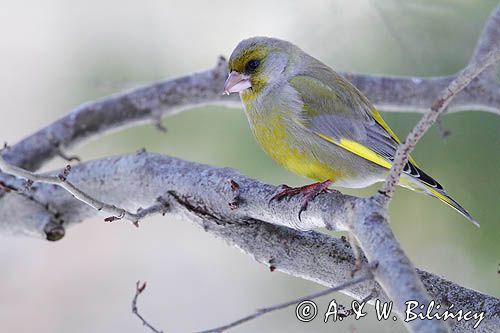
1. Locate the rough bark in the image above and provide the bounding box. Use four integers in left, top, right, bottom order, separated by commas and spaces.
0, 5, 499, 333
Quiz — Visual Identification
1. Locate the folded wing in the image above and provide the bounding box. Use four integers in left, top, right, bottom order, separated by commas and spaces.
289, 73, 442, 189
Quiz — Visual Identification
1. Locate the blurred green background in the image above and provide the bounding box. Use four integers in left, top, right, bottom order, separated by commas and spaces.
0, 1, 498, 332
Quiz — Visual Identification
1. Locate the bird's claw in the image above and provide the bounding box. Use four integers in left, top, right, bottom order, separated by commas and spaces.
269, 180, 334, 221
269, 184, 300, 204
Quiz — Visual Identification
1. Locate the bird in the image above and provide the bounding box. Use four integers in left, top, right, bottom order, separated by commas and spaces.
223, 36, 477, 226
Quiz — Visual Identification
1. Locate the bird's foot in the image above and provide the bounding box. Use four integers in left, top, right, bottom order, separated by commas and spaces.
269, 180, 334, 220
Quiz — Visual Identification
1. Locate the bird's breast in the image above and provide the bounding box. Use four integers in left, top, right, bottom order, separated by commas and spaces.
247, 109, 340, 182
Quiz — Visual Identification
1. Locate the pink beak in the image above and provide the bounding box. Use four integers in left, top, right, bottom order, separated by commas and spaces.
223, 71, 252, 95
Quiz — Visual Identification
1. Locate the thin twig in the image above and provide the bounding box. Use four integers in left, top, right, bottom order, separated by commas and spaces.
132, 281, 164, 333
3, 7, 500, 172
197, 272, 373, 333
104, 197, 170, 227
379, 49, 500, 202
338, 286, 379, 319
54, 146, 81, 163
48, 134, 81, 162
0, 155, 141, 224
0, 153, 498, 331
0, 6, 497, 333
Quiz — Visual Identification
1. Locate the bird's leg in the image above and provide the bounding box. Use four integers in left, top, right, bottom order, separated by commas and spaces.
269, 180, 335, 220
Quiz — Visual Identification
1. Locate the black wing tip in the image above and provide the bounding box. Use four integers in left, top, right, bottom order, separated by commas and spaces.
407, 163, 443, 190
414, 170, 480, 228
436, 189, 480, 228
448, 195, 480, 228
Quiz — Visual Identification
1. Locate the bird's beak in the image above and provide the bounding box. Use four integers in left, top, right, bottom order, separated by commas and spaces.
223, 71, 251, 95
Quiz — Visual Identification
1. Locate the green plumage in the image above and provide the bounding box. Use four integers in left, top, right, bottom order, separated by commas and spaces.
225, 36, 476, 226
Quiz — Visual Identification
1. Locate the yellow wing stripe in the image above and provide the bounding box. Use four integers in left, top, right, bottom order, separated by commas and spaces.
316, 133, 393, 169
427, 186, 453, 206
371, 110, 401, 144
371, 109, 418, 166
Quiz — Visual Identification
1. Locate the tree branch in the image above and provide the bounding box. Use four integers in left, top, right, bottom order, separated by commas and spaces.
132, 281, 164, 333
350, 15, 500, 332
344, 5, 500, 116
0, 156, 144, 224
2, 7, 499, 173
0, 153, 497, 332
379, 49, 500, 201
197, 271, 374, 333
0, 4, 499, 333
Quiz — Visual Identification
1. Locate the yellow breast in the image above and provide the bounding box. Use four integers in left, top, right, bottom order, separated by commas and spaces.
249, 112, 340, 182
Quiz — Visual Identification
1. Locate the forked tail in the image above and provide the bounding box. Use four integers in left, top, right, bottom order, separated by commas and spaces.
424, 184, 478, 227
400, 165, 478, 227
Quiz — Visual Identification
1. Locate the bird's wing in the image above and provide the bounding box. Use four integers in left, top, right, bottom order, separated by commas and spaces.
288, 74, 442, 188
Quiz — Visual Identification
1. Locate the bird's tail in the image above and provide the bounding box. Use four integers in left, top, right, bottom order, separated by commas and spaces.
399, 168, 478, 227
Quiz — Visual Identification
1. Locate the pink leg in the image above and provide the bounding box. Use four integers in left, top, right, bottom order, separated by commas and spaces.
269, 180, 335, 220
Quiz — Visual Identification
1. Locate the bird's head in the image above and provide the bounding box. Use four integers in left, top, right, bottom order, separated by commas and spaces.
224, 37, 297, 101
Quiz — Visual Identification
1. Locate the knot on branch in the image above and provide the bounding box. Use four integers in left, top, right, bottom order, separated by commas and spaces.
44, 222, 65, 241
58, 165, 72, 182
228, 179, 241, 210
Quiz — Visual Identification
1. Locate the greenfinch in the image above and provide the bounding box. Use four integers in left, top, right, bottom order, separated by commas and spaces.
224, 36, 477, 226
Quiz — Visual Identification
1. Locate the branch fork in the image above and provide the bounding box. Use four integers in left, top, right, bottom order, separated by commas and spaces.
0, 5, 499, 333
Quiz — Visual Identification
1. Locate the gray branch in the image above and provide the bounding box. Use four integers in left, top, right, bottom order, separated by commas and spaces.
0, 153, 497, 332
3, 8, 499, 173
0, 4, 499, 333
197, 272, 374, 333
380, 49, 500, 201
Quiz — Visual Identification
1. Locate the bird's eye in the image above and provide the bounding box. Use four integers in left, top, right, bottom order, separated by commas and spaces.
245, 59, 260, 73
